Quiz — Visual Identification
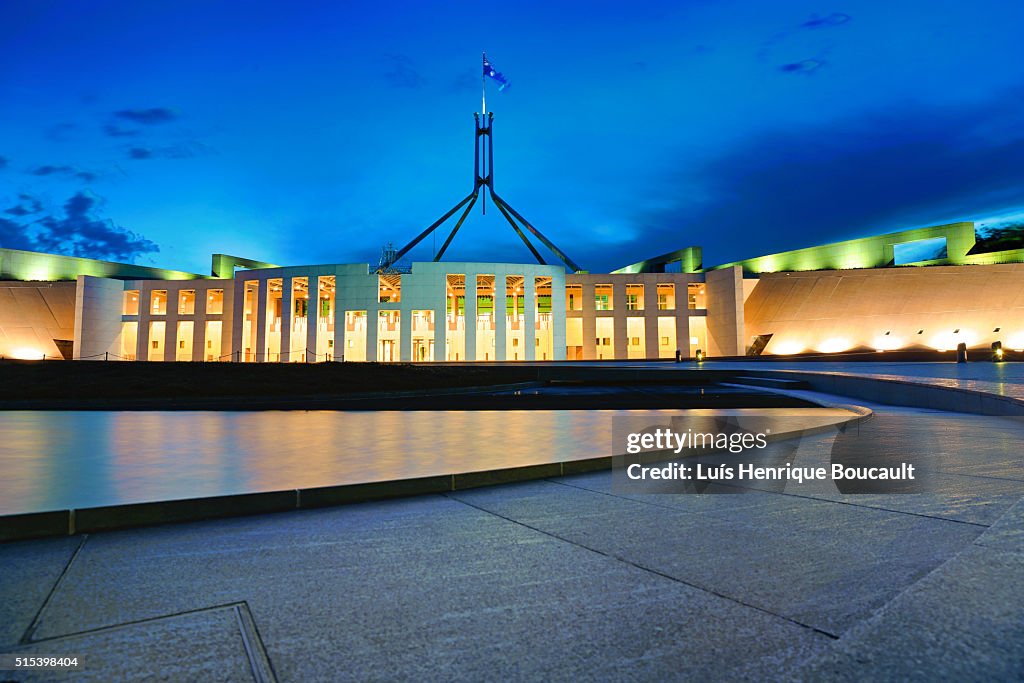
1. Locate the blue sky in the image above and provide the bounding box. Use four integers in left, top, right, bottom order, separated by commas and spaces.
2, 0, 1024, 274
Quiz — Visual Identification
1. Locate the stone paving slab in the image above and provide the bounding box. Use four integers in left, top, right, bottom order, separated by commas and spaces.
797, 544, 1024, 682
0, 604, 264, 682
0, 536, 80, 645
449, 479, 983, 636
974, 497, 1024, 553
18, 494, 832, 682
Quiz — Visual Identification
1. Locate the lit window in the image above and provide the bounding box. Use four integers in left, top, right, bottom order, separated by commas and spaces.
178, 290, 195, 315
657, 284, 675, 311
123, 290, 139, 315
150, 290, 167, 315
626, 284, 643, 311
206, 289, 224, 315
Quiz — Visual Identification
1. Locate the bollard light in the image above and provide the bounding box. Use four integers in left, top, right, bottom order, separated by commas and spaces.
992, 341, 1004, 362
695, 349, 705, 363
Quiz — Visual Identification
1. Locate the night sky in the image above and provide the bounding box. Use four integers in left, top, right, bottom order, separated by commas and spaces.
2, 0, 1024, 275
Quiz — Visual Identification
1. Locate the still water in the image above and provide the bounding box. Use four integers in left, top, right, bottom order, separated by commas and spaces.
0, 408, 849, 516
0, 409, 651, 515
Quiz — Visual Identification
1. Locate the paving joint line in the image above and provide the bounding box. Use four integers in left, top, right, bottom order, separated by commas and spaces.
20, 534, 88, 644
234, 601, 278, 683
11, 601, 254, 646
444, 492, 840, 641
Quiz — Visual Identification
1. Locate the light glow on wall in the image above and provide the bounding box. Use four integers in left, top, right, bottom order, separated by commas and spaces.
930, 329, 978, 352
818, 337, 852, 353
872, 334, 905, 351
9, 347, 45, 360
772, 340, 805, 355
1006, 332, 1024, 352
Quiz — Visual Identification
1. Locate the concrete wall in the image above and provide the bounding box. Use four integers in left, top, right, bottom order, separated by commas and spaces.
73, 276, 124, 359
705, 266, 745, 356
745, 263, 1024, 354
0, 281, 77, 359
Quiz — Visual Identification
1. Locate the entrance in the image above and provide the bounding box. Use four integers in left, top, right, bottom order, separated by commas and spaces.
378, 339, 397, 362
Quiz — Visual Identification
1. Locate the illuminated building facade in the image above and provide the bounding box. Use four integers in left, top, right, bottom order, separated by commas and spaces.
2, 221, 1024, 361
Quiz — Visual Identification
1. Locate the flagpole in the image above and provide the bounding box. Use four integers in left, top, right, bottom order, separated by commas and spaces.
481, 51, 487, 115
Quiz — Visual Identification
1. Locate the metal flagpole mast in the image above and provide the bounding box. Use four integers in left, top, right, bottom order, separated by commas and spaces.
380, 52, 583, 273
481, 52, 487, 215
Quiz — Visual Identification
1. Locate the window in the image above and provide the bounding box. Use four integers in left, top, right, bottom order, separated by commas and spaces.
565, 284, 583, 311
626, 284, 643, 311
595, 284, 613, 311
150, 290, 167, 315
177, 290, 195, 315
656, 283, 675, 311
123, 290, 139, 315
687, 283, 706, 310
206, 289, 224, 315
379, 274, 401, 303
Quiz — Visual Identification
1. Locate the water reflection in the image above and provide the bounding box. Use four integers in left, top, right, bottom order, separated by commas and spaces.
0, 409, 835, 515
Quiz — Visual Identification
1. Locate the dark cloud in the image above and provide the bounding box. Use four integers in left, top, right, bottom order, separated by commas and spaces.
114, 107, 177, 124
382, 54, 425, 89
103, 123, 140, 138
802, 13, 851, 29
0, 191, 158, 261
607, 85, 1024, 270
126, 141, 211, 161
31, 164, 75, 176
780, 59, 825, 74
5, 195, 43, 216
27, 164, 97, 183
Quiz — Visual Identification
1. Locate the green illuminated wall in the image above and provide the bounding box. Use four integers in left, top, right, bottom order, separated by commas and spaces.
705, 223, 985, 275
612, 247, 703, 274
0, 247, 206, 282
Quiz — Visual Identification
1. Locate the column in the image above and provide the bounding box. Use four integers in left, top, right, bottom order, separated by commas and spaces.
400, 307, 412, 362
192, 288, 206, 361
581, 280, 596, 360
137, 285, 151, 361
524, 275, 536, 361
612, 281, 627, 360
279, 277, 292, 362
464, 272, 477, 361
255, 279, 268, 362
366, 307, 378, 362
163, 290, 178, 362
433, 305, 446, 361
494, 272, 507, 362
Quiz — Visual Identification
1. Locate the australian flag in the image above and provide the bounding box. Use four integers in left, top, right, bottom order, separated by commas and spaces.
483, 54, 510, 91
